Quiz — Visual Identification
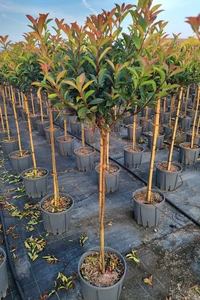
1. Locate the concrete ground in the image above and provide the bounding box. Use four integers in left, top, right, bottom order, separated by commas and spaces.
0, 106, 200, 300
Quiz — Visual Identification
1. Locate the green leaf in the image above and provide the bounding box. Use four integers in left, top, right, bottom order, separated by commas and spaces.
62, 80, 78, 90
82, 80, 95, 92
168, 68, 184, 78
106, 59, 115, 71
83, 56, 96, 69
98, 47, 111, 63
56, 70, 67, 84
78, 107, 88, 117
141, 80, 156, 91
133, 36, 141, 50
154, 67, 165, 83
89, 98, 104, 105
48, 93, 58, 99
85, 90, 95, 100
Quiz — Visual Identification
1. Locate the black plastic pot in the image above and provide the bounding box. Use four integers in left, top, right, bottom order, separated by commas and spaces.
160, 112, 170, 124
95, 164, 120, 193
40, 193, 74, 235
186, 132, 200, 145
155, 162, 182, 191
21, 167, 49, 198
0, 130, 7, 139
133, 188, 165, 228
84, 127, 97, 144
127, 125, 142, 140
0, 138, 19, 158
163, 125, 173, 137
36, 119, 49, 136
141, 107, 153, 118
179, 142, 200, 165
78, 247, 126, 300
178, 116, 192, 130
44, 126, 60, 144
140, 118, 153, 132
0, 248, 8, 299
30, 114, 40, 130
147, 134, 164, 150
75, 148, 95, 171
124, 146, 144, 168
20, 109, 27, 121
111, 122, 121, 133
70, 121, 81, 136
9, 150, 32, 174
123, 115, 134, 125
57, 136, 75, 156
186, 109, 195, 120
16, 105, 23, 118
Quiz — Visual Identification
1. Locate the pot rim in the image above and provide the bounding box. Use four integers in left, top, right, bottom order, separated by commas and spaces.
0, 138, 18, 143
21, 167, 49, 180
57, 135, 74, 142
179, 142, 200, 150
40, 192, 74, 215
74, 147, 95, 156
156, 161, 182, 173
78, 246, 126, 290
9, 149, 31, 159
123, 145, 144, 152
133, 187, 165, 207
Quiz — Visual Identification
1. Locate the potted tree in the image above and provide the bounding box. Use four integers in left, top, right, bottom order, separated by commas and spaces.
21, 96, 49, 198
0, 247, 8, 299
124, 105, 144, 168
40, 104, 74, 234
27, 2, 184, 298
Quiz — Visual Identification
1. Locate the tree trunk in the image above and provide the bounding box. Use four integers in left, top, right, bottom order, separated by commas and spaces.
167, 88, 183, 170
191, 87, 200, 149
11, 87, 23, 156
1, 86, 10, 140
99, 130, 107, 274
81, 122, 85, 150
24, 95, 37, 170
146, 99, 160, 202
64, 119, 67, 139
37, 89, 44, 122
48, 105, 59, 206
132, 105, 137, 150
0, 106, 5, 131
30, 89, 35, 115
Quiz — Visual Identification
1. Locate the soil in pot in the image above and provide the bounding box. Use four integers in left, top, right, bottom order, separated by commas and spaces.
80, 251, 124, 287
10, 150, 30, 158
124, 146, 143, 153
41, 195, 73, 213
134, 190, 163, 205
157, 162, 180, 172
76, 148, 94, 155
22, 168, 47, 179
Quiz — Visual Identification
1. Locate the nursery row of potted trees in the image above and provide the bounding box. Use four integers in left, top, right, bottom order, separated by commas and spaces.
0, 1, 200, 299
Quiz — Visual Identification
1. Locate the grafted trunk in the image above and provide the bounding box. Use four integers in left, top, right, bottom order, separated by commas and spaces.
11, 87, 23, 156
1, 86, 10, 140
146, 99, 160, 202
48, 105, 59, 206
167, 88, 183, 170
99, 130, 108, 274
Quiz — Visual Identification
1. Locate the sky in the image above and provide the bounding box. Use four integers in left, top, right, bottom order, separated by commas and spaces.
0, 0, 198, 42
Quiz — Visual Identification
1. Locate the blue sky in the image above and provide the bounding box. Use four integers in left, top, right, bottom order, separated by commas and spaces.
0, 0, 198, 42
